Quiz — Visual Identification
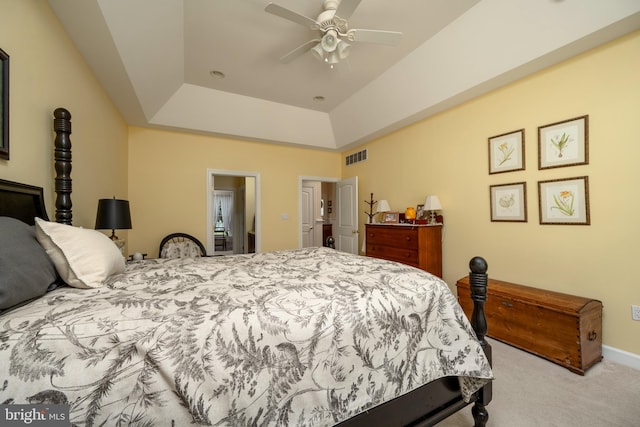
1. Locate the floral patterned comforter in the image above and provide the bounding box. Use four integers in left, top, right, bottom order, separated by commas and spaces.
0, 247, 492, 426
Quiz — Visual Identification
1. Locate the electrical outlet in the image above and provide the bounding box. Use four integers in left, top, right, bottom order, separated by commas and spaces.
632, 305, 640, 321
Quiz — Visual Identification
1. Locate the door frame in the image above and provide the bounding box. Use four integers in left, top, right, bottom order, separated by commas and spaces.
301, 182, 318, 248
297, 175, 342, 249
207, 169, 261, 254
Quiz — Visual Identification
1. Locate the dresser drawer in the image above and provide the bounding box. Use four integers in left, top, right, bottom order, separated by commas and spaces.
365, 224, 442, 277
366, 226, 418, 250
366, 244, 419, 267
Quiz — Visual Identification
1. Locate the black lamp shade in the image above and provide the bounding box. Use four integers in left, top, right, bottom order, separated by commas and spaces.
95, 198, 132, 231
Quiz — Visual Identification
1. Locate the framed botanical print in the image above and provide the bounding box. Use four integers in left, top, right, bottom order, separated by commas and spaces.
538, 176, 590, 225
490, 182, 527, 222
538, 115, 588, 170
488, 129, 525, 174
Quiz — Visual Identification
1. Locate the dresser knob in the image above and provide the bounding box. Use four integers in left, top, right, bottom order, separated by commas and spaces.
588, 331, 597, 341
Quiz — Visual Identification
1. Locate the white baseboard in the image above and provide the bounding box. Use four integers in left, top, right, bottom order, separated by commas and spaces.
602, 345, 640, 371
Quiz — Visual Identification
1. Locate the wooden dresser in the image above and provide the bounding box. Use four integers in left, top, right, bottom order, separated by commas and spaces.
365, 224, 442, 277
456, 277, 602, 375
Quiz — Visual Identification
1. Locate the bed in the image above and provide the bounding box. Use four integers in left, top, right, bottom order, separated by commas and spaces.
0, 108, 493, 426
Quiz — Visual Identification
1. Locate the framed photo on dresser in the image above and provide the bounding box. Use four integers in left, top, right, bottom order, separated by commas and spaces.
381, 212, 400, 224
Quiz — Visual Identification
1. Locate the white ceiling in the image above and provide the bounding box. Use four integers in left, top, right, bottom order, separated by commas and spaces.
48, 0, 640, 151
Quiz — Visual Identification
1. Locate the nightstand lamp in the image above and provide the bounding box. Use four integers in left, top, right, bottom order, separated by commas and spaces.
424, 195, 442, 225
95, 197, 132, 254
375, 199, 391, 223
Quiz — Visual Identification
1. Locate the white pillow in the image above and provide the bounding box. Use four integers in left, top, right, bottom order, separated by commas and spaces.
34, 217, 125, 289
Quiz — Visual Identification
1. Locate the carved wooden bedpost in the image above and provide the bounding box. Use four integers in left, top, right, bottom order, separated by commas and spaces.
469, 256, 492, 427
53, 108, 72, 224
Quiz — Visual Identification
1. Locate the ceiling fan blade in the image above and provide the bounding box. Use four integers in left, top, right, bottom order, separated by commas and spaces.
265, 3, 318, 30
348, 29, 403, 45
334, 0, 362, 21
279, 39, 321, 63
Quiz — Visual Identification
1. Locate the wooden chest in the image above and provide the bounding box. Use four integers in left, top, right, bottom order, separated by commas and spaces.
365, 224, 442, 277
456, 277, 602, 375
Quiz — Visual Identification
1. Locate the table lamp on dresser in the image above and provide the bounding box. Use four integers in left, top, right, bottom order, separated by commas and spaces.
375, 200, 391, 223
95, 197, 132, 255
424, 195, 442, 225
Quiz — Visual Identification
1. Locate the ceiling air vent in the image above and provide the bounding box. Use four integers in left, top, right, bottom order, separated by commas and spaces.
345, 149, 368, 166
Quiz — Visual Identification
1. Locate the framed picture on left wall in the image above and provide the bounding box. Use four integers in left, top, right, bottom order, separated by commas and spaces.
0, 47, 9, 160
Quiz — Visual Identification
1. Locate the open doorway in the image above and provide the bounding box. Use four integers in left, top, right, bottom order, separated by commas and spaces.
299, 176, 358, 254
213, 190, 235, 254
207, 169, 260, 255
301, 180, 329, 248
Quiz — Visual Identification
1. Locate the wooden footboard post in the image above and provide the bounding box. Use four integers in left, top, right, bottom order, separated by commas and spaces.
53, 108, 72, 225
469, 256, 492, 427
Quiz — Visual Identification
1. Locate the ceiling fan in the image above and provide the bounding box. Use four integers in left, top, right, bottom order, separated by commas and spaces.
265, 0, 403, 67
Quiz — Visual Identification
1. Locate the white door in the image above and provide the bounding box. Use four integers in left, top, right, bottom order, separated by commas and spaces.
301, 184, 314, 247
335, 176, 358, 254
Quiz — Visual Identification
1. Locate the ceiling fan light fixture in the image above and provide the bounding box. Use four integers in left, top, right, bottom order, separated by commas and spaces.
327, 51, 340, 65
336, 40, 350, 59
266, 0, 403, 66
321, 29, 339, 52
311, 43, 325, 61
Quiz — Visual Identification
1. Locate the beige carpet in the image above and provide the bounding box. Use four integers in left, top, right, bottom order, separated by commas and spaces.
436, 338, 640, 427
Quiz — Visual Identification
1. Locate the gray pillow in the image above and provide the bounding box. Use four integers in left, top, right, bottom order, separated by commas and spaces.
0, 217, 58, 310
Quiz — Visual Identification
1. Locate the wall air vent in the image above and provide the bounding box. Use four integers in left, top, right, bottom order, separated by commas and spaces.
345, 149, 368, 166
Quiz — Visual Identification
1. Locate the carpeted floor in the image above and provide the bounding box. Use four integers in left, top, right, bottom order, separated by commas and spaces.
436, 338, 640, 427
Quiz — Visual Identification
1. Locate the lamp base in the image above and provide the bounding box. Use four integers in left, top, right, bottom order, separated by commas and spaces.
428, 211, 437, 225
112, 238, 126, 256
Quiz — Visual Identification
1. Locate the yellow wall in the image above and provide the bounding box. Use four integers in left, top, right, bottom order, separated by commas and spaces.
127, 127, 341, 256
343, 31, 640, 356
3, 1, 638, 356
0, 0, 127, 228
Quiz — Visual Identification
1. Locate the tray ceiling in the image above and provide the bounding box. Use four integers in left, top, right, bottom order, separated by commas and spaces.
48, 0, 640, 150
